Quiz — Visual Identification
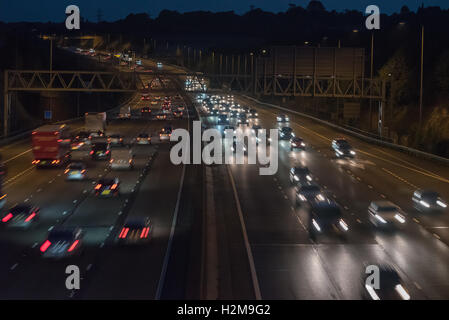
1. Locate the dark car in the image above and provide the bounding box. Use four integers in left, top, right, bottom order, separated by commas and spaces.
91, 142, 111, 160
289, 166, 313, 184
308, 199, 349, 235
290, 137, 306, 151
40, 227, 84, 259
117, 217, 152, 245
295, 184, 323, 205
141, 107, 152, 115
280, 127, 294, 140
94, 177, 120, 197
332, 138, 356, 158
277, 114, 289, 123
362, 265, 411, 300
412, 190, 447, 212
1, 204, 40, 229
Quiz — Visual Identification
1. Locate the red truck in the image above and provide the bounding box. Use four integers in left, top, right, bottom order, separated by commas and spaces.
31, 124, 71, 167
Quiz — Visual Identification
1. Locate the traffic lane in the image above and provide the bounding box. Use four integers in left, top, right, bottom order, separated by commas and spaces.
79, 146, 184, 299
238, 95, 449, 182
247, 99, 449, 213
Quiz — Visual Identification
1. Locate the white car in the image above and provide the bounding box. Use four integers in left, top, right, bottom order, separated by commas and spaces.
368, 201, 406, 228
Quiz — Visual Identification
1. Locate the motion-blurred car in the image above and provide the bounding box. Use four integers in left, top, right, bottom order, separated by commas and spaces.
40, 227, 84, 259
229, 110, 239, 118
108, 134, 124, 146
249, 109, 258, 118
363, 265, 411, 300
218, 114, 229, 125
308, 198, 349, 235
290, 137, 306, 151
412, 190, 447, 212
117, 217, 152, 245
1, 204, 40, 229
368, 201, 406, 228
277, 114, 289, 122
295, 184, 324, 205
289, 166, 313, 184
280, 127, 295, 140
173, 110, 183, 118
94, 178, 120, 197
141, 107, 152, 115
332, 138, 356, 158
64, 162, 87, 180
90, 142, 111, 160
156, 113, 167, 120
159, 126, 172, 141
136, 133, 151, 145
237, 114, 249, 125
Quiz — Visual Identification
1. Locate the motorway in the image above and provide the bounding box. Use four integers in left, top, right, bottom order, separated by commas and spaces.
0, 68, 203, 299
1, 52, 449, 300
195, 92, 449, 299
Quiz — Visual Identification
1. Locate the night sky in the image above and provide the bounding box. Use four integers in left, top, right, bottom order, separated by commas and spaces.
0, 0, 447, 23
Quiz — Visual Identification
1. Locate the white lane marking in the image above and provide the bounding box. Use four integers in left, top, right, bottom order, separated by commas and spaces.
10, 263, 18, 270
155, 160, 186, 300
226, 165, 262, 300
3, 166, 35, 186
3, 149, 32, 164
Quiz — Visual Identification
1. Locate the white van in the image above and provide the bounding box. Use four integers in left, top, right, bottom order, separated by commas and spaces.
110, 148, 134, 170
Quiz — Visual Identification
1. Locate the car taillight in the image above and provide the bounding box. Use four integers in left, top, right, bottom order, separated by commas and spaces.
90, 151, 94, 155
67, 240, 79, 252
140, 227, 150, 238
111, 184, 117, 190
106, 150, 110, 155
81, 170, 86, 174
64, 169, 69, 174
95, 184, 102, 190
24, 212, 36, 222
2, 213, 13, 223
40, 240, 51, 252
119, 227, 129, 239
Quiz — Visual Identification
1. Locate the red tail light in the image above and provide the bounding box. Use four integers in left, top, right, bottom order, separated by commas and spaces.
24, 212, 36, 222
64, 169, 69, 174
140, 227, 150, 238
95, 184, 102, 190
119, 228, 129, 239
111, 184, 117, 190
2, 213, 13, 223
106, 150, 110, 155
40, 240, 51, 252
67, 240, 79, 252
90, 151, 94, 155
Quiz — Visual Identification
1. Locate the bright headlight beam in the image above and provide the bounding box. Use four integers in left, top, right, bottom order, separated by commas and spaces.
394, 214, 406, 224
375, 214, 387, 224
420, 200, 430, 208
395, 284, 410, 300
312, 219, 321, 232
437, 200, 447, 208
339, 219, 349, 231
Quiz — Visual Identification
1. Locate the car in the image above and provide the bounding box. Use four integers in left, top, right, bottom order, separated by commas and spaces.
159, 126, 172, 141
229, 110, 239, 118
94, 178, 120, 197
412, 190, 447, 211
1, 204, 40, 229
290, 137, 306, 151
40, 227, 84, 259
209, 109, 219, 116
117, 217, 152, 245
368, 201, 406, 228
136, 133, 151, 145
280, 127, 295, 140
156, 113, 167, 120
363, 265, 411, 300
108, 134, 124, 146
277, 114, 289, 122
141, 107, 152, 115
173, 110, 183, 118
237, 114, 249, 125
64, 162, 87, 180
71, 131, 90, 148
249, 109, 258, 118
295, 184, 324, 205
218, 114, 229, 125
289, 166, 313, 184
90, 142, 111, 160
157, 62, 163, 69
151, 100, 158, 106
308, 198, 349, 235
141, 94, 150, 101
332, 138, 356, 158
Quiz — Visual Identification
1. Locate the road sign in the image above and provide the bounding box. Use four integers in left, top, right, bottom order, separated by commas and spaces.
44, 110, 52, 120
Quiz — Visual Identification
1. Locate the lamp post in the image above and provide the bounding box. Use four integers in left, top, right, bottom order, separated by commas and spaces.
419, 25, 424, 127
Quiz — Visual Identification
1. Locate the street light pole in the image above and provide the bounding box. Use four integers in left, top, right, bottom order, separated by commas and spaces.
369, 32, 374, 130
419, 25, 424, 127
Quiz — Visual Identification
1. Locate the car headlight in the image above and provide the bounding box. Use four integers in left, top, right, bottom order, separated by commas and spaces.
350, 150, 356, 155
306, 175, 312, 181
420, 200, 430, 208
298, 194, 306, 201
339, 219, 349, 231
286, 117, 289, 121
395, 284, 410, 300
312, 219, 321, 232
294, 175, 299, 181
375, 214, 387, 224
336, 150, 343, 155
316, 194, 325, 201
292, 133, 295, 137
394, 214, 406, 224
437, 200, 447, 208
